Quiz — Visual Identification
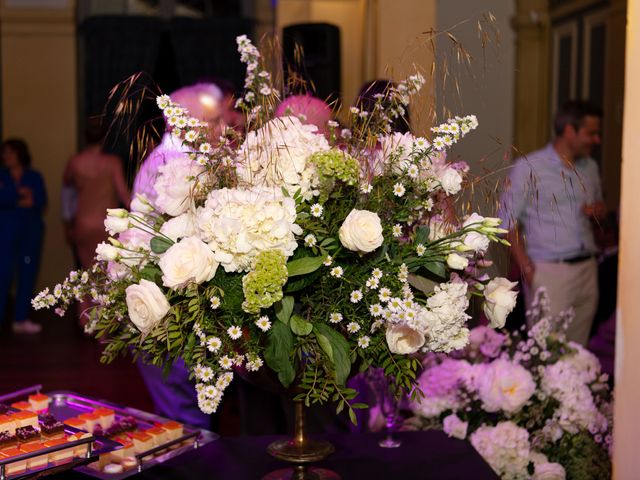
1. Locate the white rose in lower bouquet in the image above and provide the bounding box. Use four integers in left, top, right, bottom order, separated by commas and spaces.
385, 324, 425, 354
338, 209, 384, 253
483, 277, 518, 328
125, 279, 171, 334
159, 236, 219, 289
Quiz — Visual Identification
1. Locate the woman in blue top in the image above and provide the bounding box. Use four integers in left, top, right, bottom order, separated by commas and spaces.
0, 139, 47, 334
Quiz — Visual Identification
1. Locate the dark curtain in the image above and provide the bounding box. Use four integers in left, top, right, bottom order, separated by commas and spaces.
169, 17, 254, 92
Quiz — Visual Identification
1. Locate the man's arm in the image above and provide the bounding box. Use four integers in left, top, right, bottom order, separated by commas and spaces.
507, 225, 534, 285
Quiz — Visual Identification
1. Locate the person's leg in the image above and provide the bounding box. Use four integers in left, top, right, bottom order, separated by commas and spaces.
14, 223, 43, 322
566, 259, 598, 346
526, 261, 574, 327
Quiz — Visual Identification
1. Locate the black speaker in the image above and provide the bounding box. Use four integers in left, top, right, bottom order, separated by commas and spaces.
282, 23, 341, 102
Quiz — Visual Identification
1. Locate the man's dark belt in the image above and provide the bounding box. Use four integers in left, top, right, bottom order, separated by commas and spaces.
553, 254, 595, 264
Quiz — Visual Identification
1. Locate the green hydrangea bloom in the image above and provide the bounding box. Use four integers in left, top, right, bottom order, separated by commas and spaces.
242, 250, 288, 314
310, 150, 360, 200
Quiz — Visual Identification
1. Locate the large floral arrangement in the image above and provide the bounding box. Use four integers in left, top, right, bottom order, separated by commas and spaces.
406, 288, 613, 480
34, 36, 516, 423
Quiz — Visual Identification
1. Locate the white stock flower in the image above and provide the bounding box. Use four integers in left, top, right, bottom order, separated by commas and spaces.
95, 242, 119, 261
483, 277, 518, 328
197, 186, 301, 273
158, 236, 219, 289
443, 414, 468, 440
104, 212, 130, 235
125, 279, 170, 334
153, 154, 205, 216
130, 193, 153, 214
385, 324, 425, 354
236, 116, 330, 200
338, 209, 384, 253
446, 253, 469, 270
475, 358, 536, 413
463, 231, 490, 254
437, 166, 463, 195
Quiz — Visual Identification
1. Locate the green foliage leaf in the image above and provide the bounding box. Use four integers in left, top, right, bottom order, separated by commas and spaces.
287, 256, 325, 277
314, 323, 351, 386
283, 268, 323, 293
150, 236, 174, 254
209, 270, 244, 312
275, 296, 294, 324
264, 321, 295, 388
290, 314, 313, 336
420, 261, 447, 279
414, 226, 430, 245
139, 264, 162, 283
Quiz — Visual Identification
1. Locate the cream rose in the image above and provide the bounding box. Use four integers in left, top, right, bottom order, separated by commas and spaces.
159, 236, 219, 289
442, 413, 468, 439
338, 209, 384, 253
483, 277, 518, 328
476, 358, 536, 413
125, 279, 170, 334
385, 324, 425, 354
533, 462, 566, 480
437, 167, 462, 195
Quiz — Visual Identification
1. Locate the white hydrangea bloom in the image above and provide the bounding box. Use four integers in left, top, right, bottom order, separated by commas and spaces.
470, 422, 531, 480
153, 154, 205, 216
235, 116, 330, 200
196, 186, 302, 272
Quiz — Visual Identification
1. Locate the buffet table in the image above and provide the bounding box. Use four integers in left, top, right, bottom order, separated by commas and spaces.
59, 430, 498, 479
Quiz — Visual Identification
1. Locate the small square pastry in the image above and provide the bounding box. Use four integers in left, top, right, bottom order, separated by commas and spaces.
66, 432, 92, 458
11, 410, 39, 429
40, 418, 65, 440
0, 415, 17, 435
161, 421, 183, 441
43, 437, 74, 464
15, 426, 40, 444
28, 394, 50, 412
128, 431, 153, 454
93, 408, 115, 430
108, 438, 134, 463
0, 447, 28, 474
144, 426, 168, 446
19, 441, 48, 469
0, 431, 17, 449
10, 401, 32, 411
78, 413, 100, 434
63, 417, 87, 432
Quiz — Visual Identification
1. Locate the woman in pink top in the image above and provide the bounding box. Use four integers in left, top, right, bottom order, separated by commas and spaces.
63, 119, 130, 324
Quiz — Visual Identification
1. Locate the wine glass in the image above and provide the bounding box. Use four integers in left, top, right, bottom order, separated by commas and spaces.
367, 368, 402, 448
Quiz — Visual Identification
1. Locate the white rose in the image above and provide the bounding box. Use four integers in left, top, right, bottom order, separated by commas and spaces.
158, 236, 219, 289
533, 463, 566, 480
483, 277, 518, 328
160, 213, 197, 242
476, 358, 536, 413
104, 215, 130, 235
95, 242, 119, 261
437, 167, 462, 195
446, 253, 469, 270
125, 279, 170, 334
338, 209, 384, 253
442, 414, 468, 439
385, 324, 425, 354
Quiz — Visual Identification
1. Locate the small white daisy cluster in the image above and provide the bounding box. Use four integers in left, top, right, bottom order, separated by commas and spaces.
195, 370, 234, 414
234, 35, 277, 118
430, 115, 479, 151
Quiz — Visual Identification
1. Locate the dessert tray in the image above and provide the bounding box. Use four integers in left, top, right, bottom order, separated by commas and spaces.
0, 386, 218, 479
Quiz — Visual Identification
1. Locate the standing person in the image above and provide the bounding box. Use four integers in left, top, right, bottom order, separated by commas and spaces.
498, 101, 606, 346
0, 139, 47, 334
63, 118, 130, 325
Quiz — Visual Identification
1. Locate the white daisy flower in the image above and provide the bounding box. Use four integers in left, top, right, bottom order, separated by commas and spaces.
360, 183, 373, 194
378, 288, 392, 302
443, 135, 453, 146
175, 117, 188, 129
392, 224, 403, 237
304, 234, 317, 247
416, 244, 426, 256
433, 137, 446, 150
259, 86, 272, 96
358, 336, 371, 349
199, 142, 212, 154
327, 120, 339, 128
210, 296, 221, 310
349, 107, 359, 114
407, 164, 420, 179
219, 356, 234, 370
365, 277, 379, 290
369, 303, 383, 316
200, 366, 214, 382
329, 312, 343, 323
204, 385, 219, 399
185, 130, 198, 142
350, 290, 363, 303
206, 336, 222, 353
371, 268, 383, 279
370, 320, 384, 332
422, 198, 434, 211
346, 322, 361, 334
255, 316, 271, 332
323, 255, 333, 266
227, 325, 242, 340
330, 266, 343, 278
393, 183, 406, 197
156, 95, 171, 109
310, 204, 323, 217
187, 117, 200, 127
